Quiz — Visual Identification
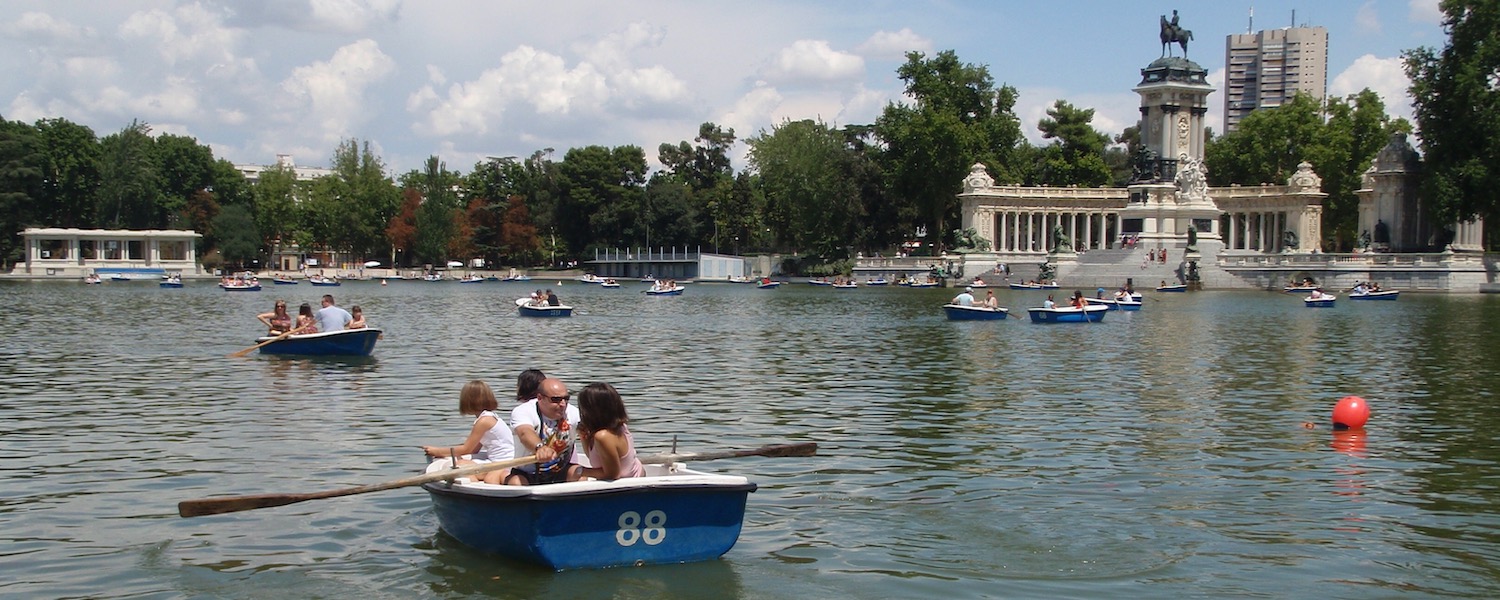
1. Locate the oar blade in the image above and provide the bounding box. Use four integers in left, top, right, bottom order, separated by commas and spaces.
745, 442, 818, 458
179, 493, 310, 517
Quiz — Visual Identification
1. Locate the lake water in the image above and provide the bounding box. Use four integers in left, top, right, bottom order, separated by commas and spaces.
2, 279, 1499, 598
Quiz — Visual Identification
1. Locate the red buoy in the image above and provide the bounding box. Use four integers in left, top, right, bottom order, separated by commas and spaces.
1332, 396, 1370, 430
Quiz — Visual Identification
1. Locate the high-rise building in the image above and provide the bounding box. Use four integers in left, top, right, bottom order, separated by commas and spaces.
1222, 25, 1328, 133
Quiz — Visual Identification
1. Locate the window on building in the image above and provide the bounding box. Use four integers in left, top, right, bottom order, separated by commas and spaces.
127, 240, 145, 260
103, 240, 122, 260
79, 240, 97, 259
39, 239, 68, 260
159, 241, 187, 261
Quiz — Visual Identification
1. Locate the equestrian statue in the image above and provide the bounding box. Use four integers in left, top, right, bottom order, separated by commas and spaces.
1160, 10, 1193, 58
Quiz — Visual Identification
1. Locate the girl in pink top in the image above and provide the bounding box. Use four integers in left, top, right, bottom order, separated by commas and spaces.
576, 383, 644, 480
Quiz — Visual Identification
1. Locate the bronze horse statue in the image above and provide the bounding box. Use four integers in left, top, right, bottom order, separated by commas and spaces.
1160, 13, 1193, 58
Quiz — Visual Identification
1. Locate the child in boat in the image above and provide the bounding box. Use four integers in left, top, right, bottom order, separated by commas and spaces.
421, 380, 515, 485
347, 305, 367, 329
292, 303, 318, 334
575, 383, 644, 480
515, 369, 545, 404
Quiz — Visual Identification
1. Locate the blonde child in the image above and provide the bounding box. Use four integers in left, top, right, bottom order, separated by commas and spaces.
421, 380, 515, 485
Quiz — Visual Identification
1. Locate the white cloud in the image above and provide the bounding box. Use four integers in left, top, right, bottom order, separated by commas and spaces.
1330, 54, 1415, 121
2, 11, 93, 43
578, 21, 664, 74
408, 45, 610, 137
1409, 0, 1443, 24
1356, 2, 1382, 34
760, 40, 864, 85
307, 0, 401, 33
118, 4, 243, 69
279, 39, 397, 142
720, 83, 785, 140
856, 28, 932, 59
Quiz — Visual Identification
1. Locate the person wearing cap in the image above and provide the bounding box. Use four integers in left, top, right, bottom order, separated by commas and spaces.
952, 286, 976, 306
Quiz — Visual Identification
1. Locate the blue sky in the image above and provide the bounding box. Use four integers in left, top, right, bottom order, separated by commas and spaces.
0, 1, 1446, 174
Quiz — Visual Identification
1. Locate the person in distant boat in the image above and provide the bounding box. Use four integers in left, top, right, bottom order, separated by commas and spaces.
1308, 288, 1335, 301
1351, 282, 1368, 295
952, 286, 976, 306
575, 382, 644, 480
546, 289, 560, 306
1043, 294, 1057, 309
1070, 290, 1088, 309
507, 377, 583, 485
257, 300, 293, 335
1160, 280, 1168, 288
291, 303, 318, 335
347, 305, 367, 329
983, 290, 1000, 310
421, 380, 515, 485
516, 368, 546, 404
315, 294, 352, 332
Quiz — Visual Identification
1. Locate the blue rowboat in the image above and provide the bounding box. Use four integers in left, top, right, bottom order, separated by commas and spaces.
421, 462, 756, 571
1283, 285, 1320, 293
1155, 284, 1187, 292
1027, 305, 1109, 323
1349, 289, 1399, 301
1304, 296, 1337, 308
159, 279, 184, 288
518, 303, 573, 317
757, 281, 780, 289
220, 283, 262, 292
309, 277, 340, 286
645, 286, 684, 296
943, 304, 1009, 321
1008, 283, 1042, 290
865, 278, 889, 286
253, 328, 382, 356
273, 278, 299, 285
832, 283, 858, 289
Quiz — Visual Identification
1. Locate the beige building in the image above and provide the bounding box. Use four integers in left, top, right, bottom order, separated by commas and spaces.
1223, 26, 1328, 133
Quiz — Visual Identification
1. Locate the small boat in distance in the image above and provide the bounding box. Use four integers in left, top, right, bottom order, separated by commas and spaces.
308, 275, 340, 286
220, 280, 262, 292
458, 274, 485, 283
1304, 290, 1337, 307
1084, 297, 1141, 311
273, 275, 299, 285
159, 275, 184, 288
865, 278, 889, 286
83, 274, 102, 285
1283, 284, 1320, 293
645, 283, 685, 296
943, 304, 1009, 321
421, 459, 756, 571
252, 328, 382, 356
1349, 289, 1400, 300
1155, 283, 1187, 292
600, 278, 621, 288
757, 280, 781, 289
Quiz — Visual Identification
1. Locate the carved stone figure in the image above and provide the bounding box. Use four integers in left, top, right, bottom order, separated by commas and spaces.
1131, 146, 1160, 182
1050, 225, 1073, 253
1186, 227, 1198, 253
1283, 230, 1299, 250
1160, 10, 1193, 57
1185, 260, 1200, 282
1038, 262, 1056, 282
951, 227, 992, 253
1358, 229, 1371, 249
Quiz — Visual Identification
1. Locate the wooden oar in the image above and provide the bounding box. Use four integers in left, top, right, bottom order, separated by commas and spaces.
228, 329, 297, 358
638, 441, 817, 464
178, 454, 538, 517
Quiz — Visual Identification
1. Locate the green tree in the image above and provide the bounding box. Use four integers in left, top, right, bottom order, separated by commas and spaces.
211, 204, 261, 268
1404, 0, 1500, 230
556, 145, 646, 254
1205, 93, 1325, 186
253, 163, 302, 258
155, 133, 216, 228
1033, 100, 1112, 187
411, 155, 459, 265
97, 120, 161, 229
0, 118, 44, 265
875, 50, 1026, 249
748, 118, 862, 258
34, 118, 101, 229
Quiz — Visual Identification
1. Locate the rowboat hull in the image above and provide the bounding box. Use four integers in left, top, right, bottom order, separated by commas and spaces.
1349, 290, 1399, 300
273, 279, 299, 285
943, 304, 1009, 321
1304, 298, 1336, 308
309, 279, 341, 286
1283, 286, 1319, 293
422, 463, 756, 571
221, 284, 262, 292
645, 288, 684, 296
1155, 285, 1186, 292
519, 304, 573, 317
1084, 298, 1141, 311
159, 281, 183, 288
1027, 305, 1109, 323
757, 282, 780, 289
254, 328, 382, 356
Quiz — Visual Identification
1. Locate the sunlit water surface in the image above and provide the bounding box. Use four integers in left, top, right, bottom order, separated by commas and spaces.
2, 279, 1499, 598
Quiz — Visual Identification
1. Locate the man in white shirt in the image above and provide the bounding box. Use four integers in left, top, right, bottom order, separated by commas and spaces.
315, 294, 352, 332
